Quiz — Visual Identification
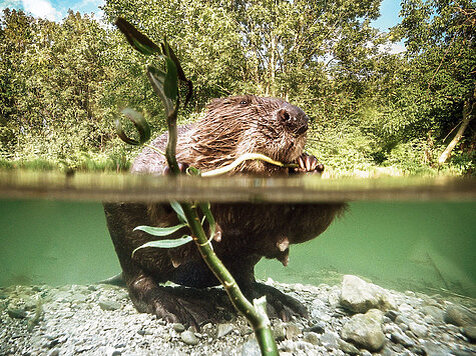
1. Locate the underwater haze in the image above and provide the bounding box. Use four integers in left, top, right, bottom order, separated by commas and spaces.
1, 198, 474, 298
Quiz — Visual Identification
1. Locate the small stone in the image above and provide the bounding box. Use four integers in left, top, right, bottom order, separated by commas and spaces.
385, 310, 399, 321
99, 300, 121, 311
241, 337, 260, 356
285, 322, 301, 340
408, 322, 428, 337
444, 304, 476, 328
340, 275, 396, 313
303, 332, 320, 345
137, 329, 151, 336
461, 326, 476, 342
421, 305, 444, 324
7, 307, 27, 319
328, 288, 341, 307
395, 314, 411, 326
180, 330, 199, 345
305, 321, 325, 334
320, 331, 339, 349
338, 338, 359, 354
48, 349, 60, 356
107, 350, 122, 356
172, 323, 185, 332
422, 340, 452, 355
341, 309, 385, 352
391, 330, 415, 347
216, 323, 234, 338
70, 293, 87, 303
380, 347, 398, 356
273, 322, 286, 341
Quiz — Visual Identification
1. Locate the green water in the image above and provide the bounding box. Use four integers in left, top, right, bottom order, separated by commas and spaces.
0, 199, 474, 297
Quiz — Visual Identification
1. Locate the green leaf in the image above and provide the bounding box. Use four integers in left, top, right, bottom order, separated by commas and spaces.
186, 166, 201, 176
132, 235, 193, 257
162, 39, 193, 106
164, 58, 178, 101
170, 201, 187, 223
133, 223, 187, 236
146, 65, 174, 116
115, 108, 151, 146
115, 17, 161, 56
114, 119, 139, 146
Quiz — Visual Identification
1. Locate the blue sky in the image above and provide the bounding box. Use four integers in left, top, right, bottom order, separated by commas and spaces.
1, 0, 402, 30
0, 0, 105, 21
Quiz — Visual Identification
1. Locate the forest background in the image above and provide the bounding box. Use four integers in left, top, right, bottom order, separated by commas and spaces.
0, 0, 474, 176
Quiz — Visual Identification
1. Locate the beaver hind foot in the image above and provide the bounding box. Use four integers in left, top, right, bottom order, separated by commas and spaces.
127, 273, 306, 328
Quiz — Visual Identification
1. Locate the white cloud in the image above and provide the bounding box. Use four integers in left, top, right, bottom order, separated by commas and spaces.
22, 0, 62, 21
378, 42, 406, 55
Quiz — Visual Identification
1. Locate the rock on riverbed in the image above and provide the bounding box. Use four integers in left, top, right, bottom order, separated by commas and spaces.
0, 274, 474, 355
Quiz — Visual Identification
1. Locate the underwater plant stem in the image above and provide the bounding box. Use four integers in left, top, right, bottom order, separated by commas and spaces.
164, 99, 277, 356
179, 203, 278, 355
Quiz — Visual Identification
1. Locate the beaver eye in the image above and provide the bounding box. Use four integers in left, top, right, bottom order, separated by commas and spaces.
239, 100, 248, 105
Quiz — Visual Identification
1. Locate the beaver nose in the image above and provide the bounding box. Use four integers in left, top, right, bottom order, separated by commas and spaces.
277, 106, 308, 135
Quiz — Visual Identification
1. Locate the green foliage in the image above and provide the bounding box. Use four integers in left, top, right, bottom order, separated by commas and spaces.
0, 1, 473, 175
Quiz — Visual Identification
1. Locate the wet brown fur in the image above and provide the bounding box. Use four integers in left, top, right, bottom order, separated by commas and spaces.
104, 95, 346, 325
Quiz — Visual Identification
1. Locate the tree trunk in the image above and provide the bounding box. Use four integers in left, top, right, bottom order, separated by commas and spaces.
438, 89, 475, 165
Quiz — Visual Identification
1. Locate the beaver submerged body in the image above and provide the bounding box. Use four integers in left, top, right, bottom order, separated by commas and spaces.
104, 95, 345, 326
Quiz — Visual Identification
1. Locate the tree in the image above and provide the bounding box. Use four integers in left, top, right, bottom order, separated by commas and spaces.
396, 0, 475, 166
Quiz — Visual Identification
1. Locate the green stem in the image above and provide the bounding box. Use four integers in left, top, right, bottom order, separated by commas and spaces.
201, 152, 297, 177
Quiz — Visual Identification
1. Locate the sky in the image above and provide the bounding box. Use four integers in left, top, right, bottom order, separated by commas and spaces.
0, 0, 105, 21
0, 0, 404, 52
1, 0, 402, 29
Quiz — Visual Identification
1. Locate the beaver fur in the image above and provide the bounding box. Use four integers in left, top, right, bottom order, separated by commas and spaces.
104, 95, 346, 327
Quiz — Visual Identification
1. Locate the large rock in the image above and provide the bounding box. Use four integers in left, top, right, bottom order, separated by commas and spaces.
444, 304, 476, 328
340, 275, 396, 313
341, 309, 386, 352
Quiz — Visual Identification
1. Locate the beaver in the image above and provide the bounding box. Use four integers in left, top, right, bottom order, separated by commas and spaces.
104, 95, 346, 327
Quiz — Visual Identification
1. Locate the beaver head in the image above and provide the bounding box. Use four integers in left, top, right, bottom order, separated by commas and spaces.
181, 95, 309, 175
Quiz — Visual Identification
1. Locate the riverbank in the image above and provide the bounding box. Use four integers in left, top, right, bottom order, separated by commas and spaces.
1, 275, 474, 355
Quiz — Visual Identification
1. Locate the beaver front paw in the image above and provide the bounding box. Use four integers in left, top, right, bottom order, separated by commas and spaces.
244, 282, 308, 322
290, 153, 324, 174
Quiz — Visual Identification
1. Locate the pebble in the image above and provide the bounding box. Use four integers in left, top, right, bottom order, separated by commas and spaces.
272, 322, 286, 341
320, 331, 340, 349
341, 309, 386, 352
172, 323, 185, 332
240, 337, 260, 356
0, 277, 474, 355
216, 323, 234, 338
390, 330, 415, 347
98, 300, 121, 311
409, 321, 428, 337
461, 326, 476, 342
7, 307, 27, 319
180, 330, 199, 345
303, 331, 320, 345
444, 304, 476, 328
285, 322, 301, 340
340, 275, 396, 313
304, 321, 326, 334
337, 338, 360, 354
